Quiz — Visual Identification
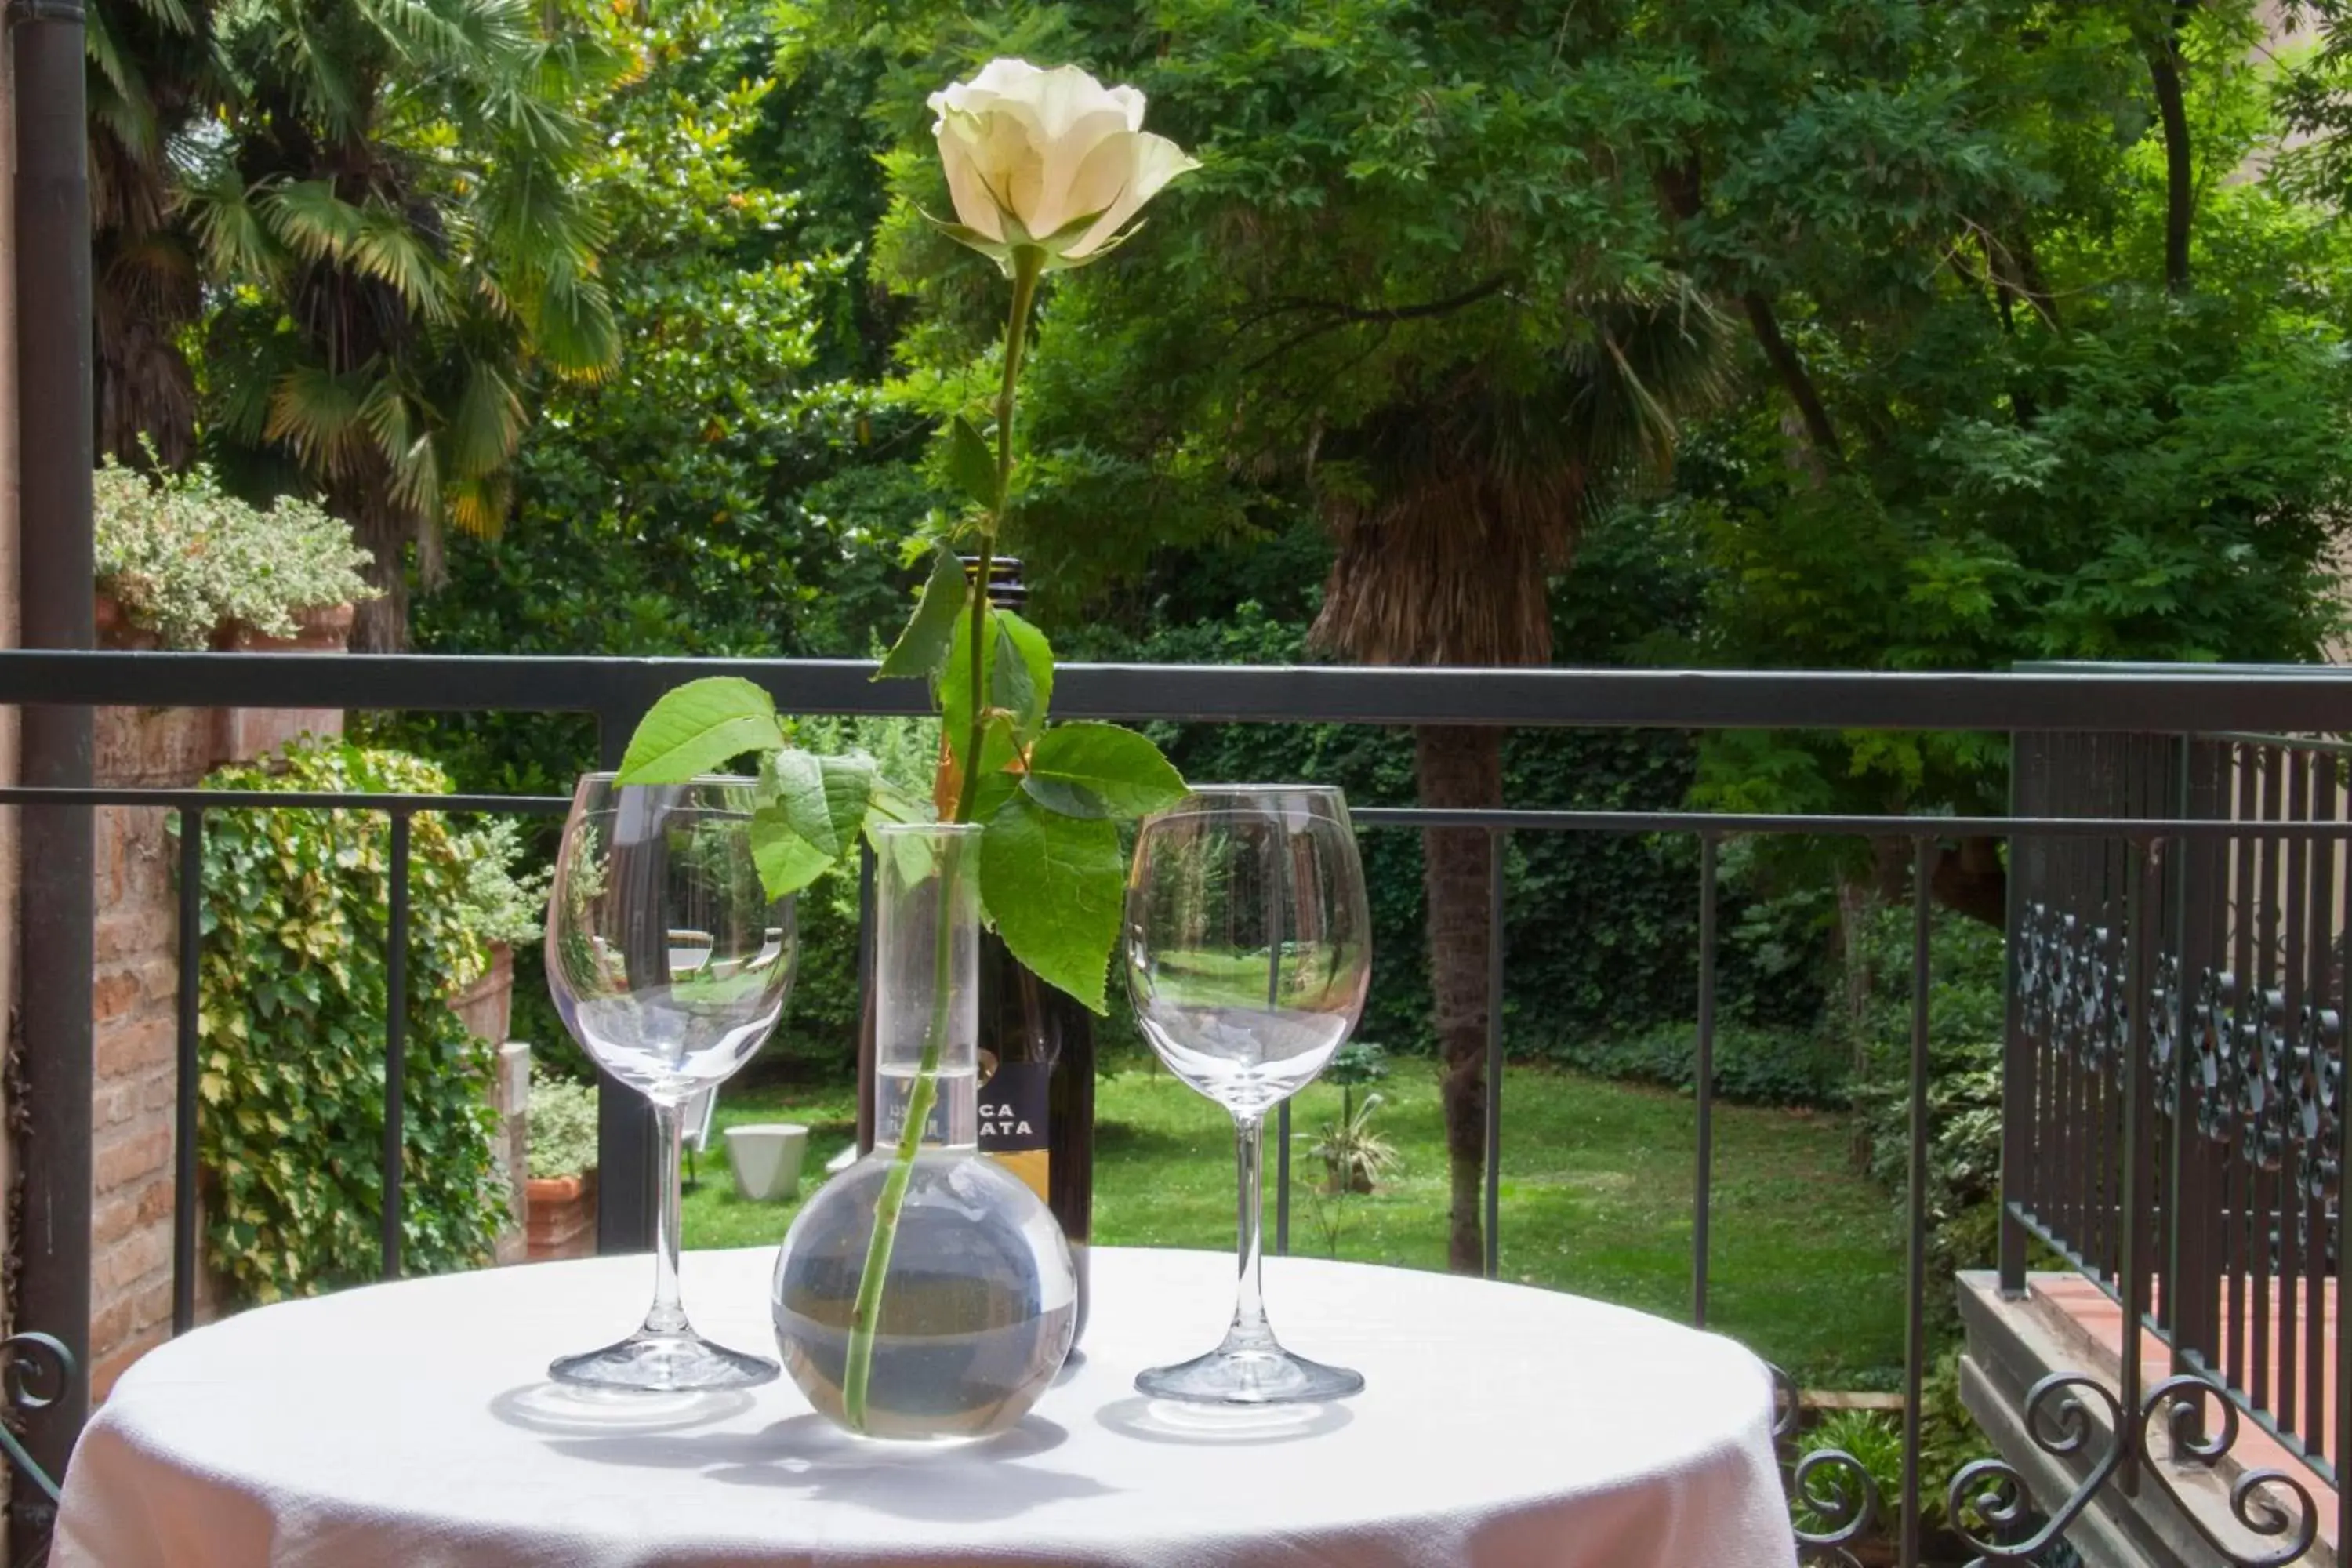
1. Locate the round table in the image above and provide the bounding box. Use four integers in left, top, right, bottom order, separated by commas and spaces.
54, 1247, 1798, 1568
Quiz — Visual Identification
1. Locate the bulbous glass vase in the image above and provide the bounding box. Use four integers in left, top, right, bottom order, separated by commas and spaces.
772, 1148, 1075, 1440
771, 822, 1076, 1441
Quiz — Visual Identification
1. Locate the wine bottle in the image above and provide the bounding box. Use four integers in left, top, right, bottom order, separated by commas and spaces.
855, 556, 1095, 1341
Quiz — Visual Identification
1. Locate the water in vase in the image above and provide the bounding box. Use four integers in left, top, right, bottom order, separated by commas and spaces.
771, 1149, 1076, 1441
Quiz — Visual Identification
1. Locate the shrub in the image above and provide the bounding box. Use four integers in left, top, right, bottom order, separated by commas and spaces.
1546, 1022, 1850, 1109
1849, 906, 2007, 1295
194, 738, 528, 1304
527, 1076, 601, 1179
95, 458, 376, 648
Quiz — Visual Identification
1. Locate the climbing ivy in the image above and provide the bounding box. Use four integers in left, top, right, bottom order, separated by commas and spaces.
191, 739, 517, 1304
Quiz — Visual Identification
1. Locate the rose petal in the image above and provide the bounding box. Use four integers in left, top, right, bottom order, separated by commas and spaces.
935, 116, 1007, 242
1062, 132, 1201, 260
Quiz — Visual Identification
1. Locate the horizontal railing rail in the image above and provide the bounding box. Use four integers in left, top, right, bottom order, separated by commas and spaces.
9, 650, 2352, 1567
5, 648, 2352, 731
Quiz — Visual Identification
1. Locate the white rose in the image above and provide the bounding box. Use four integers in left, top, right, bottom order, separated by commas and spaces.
928, 58, 1199, 271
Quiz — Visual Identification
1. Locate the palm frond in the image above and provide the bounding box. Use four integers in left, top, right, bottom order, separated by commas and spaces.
443, 357, 524, 478
522, 267, 619, 379
349, 203, 454, 323
265, 361, 377, 481
183, 164, 285, 285
260, 179, 366, 263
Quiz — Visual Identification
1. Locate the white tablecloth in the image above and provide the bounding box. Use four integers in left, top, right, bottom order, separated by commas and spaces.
55, 1247, 1798, 1568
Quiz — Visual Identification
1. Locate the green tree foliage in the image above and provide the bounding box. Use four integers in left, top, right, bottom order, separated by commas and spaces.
187, 0, 626, 648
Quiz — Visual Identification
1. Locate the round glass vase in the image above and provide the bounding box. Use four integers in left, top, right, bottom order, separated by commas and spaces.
771, 823, 1077, 1441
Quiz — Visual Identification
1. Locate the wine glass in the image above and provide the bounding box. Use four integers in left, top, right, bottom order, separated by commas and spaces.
1123, 785, 1373, 1403
545, 773, 797, 1391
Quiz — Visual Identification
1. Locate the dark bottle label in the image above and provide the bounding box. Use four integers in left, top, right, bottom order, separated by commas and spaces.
978, 1058, 1052, 1202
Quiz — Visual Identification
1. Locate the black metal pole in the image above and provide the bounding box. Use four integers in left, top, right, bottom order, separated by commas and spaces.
10, 0, 95, 1551
591, 713, 653, 1254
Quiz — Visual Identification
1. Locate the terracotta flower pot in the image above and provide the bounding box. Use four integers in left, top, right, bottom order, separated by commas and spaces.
525, 1171, 597, 1262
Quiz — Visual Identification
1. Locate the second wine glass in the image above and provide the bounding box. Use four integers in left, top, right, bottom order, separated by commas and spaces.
545, 773, 796, 1392
1123, 785, 1373, 1403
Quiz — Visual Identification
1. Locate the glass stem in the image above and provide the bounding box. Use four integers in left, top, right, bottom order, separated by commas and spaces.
644, 1097, 688, 1336
1225, 1111, 1276, 1352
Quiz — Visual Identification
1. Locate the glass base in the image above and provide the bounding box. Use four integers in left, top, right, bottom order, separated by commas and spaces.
550, 1329, 779, 1393
1135, 1341, 1363, 1406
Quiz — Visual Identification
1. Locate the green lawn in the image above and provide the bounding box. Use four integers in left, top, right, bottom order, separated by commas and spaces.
681, 1063, 1903, 1388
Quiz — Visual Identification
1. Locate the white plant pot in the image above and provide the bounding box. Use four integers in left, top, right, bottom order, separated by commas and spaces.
723, 1123, 808, 1203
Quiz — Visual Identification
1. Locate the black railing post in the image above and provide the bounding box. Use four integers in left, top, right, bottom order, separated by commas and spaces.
1998, 733, 2031, 1297
1900, 837, 1933, 1568
2118, 837, 2155, 1497
1693, 833, 1718, 1327
10, 0, 96, 1544
592, 707, 655, 1254
381, 811, 410, 1279
172, 809, 202, 1332
1483, 829, 1505, 1283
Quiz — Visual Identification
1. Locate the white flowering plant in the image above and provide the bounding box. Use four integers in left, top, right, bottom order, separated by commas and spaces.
615, 58, 1197, 1430
95, 457, 377, 649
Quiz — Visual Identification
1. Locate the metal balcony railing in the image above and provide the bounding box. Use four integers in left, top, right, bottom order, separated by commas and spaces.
4, 649, 2351, 1566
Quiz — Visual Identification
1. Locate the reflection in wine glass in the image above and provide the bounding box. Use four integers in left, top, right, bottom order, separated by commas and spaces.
1124, 785, 1371, 1404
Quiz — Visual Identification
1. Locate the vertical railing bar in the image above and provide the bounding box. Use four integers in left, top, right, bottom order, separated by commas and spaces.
592, 704, 655, 1254
2280, 746, 2310, 1438
381, 809, 411, 1281
1900, 835, 1933, 1568
2256, 746, 2285, 1420
855, 841, 877, 1153
2182, 736, 2223, 1382
2119, 834, 2154, 1499
1693, 832, 1719, 1327
2089, 736, 2113, 1286
2231, 742, 2259, 1396
1276, 1098, 1292, 1259
1999, 730, 2031, 1297
2164, 738, 2196, 1380
172, 807, 204, 1335
1482, 829, 1505, 1282
2337, 787, 2350, 1548
2306, 747, 2335, 1454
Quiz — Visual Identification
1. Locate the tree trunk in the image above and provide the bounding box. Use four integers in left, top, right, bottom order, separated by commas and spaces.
2145, 3, 2196, 296
1417, 724, 1501, 1276
1740, 291, 1842, 468
344, 489, 412, 653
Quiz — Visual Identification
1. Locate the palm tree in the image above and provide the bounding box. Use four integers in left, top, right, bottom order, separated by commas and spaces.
1308, 288, 1732, 1272
88, 0, 220, 466
186, 0, 622, 648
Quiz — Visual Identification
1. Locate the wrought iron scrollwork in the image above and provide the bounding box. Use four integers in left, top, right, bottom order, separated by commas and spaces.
1948, 1373, 2126, 1566
0, 1331, 75, 1507
2142, 1377, 2318, 1568
1947, 1371, 2320, 1567
2194, 967, 2238, 1142
2151, 953, 2182, 1117
1769, 1363, 1878, 1566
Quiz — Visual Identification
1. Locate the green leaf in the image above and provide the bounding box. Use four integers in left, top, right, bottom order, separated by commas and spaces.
1020, 778, 1112, 818
980, 792, 1125, 1015
945, 414, 998, 510
876, 543, 971, 681
939, 603, 993, 768
747, 748, 873, 897
990, 619, 1036, 730
969, 769, 1022, 824
764, 748, 875, 858
1022, 723, 1187, 819
750, 806, 835, 898
996, 610, 1055, 739
616, 678, 785, 783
